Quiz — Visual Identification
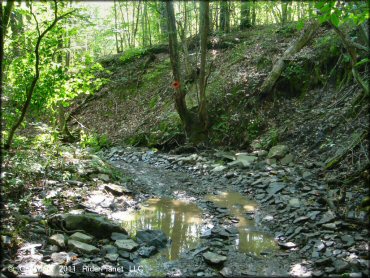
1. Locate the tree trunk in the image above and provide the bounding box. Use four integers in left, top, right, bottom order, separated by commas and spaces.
198, 1, 209, 131
166, 2, 190, 127
281, 2, 288, 25
159, 1, 167, 42
240, 0, 251, 30
113, 0, 121, 53
251, 0, 256, 26
259, 20, 319, 99
220, 1, 230, 32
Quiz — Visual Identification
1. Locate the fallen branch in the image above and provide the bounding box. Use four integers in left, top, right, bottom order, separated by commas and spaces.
324, 130, 368, 170
258, 20, 320, 99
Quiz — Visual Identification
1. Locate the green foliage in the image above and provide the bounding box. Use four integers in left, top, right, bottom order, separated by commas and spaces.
282, 64, 305, 80
79, 131, 111, 151
246, 117, 265, 142
315, 1, 369, 27
261, 128, 279, 149
120, 48, 148, 64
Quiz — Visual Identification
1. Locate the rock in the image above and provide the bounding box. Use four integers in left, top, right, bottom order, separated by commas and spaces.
315, 258, 332, 266
318, 211, 336, 225
69, 232, 94, 244
302, 171, 312, 179
101, 245, 118, 255
105, 253, 119, 262
51, 252, 69, 264
67, 240, 99, 254
49, 234, 66, 248
314, 241, 326, 252
220, 267, 233, 277
136, 230, 168, 249
280, 153, 294, 165
266, 182, 286, 195
289, 198, 300, 208
278, 242, 297, 249
233, 154, 257, 167
115, 239, 139, 252
211, 227, 230, 238
138, 246, 157, 258
212, 165, 227, 172
214, 151, 235, 161
56, 212, 127, 238
97, 174, 110, 182
253, 150, 268, 157
307, 211, 321, 220
333, 259, 350, 273
322, 223, 337, 230
117, 259, 135, 271
118, 250, 130, 259
47, 245, 60, 252
203, 251, 227, 265
266, 158, 277, 165
340, 235, 354, 244
293, 216, 309, 224
111, 232, 129, 241
104, 183, 131, 196
268, 145, 288, 159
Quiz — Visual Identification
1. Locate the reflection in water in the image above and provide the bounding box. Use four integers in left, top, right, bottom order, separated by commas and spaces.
207, 192, 277, 256
121, 199, 203, 260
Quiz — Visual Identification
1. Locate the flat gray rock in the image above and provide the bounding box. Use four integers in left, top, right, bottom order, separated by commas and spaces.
70, 232, 94, 244
54, 212, 127, 239
111, 232, 128, 241
203, 251, 227, 265
115, 239, 139, 252
104, 183, 131, 196
68, 239, 99, 254
268, 145, 288, 159
267, 182, 286, 195
49, 234, 66, 248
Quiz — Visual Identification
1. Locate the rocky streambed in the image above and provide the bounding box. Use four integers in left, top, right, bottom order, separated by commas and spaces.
3, 145, 368, 277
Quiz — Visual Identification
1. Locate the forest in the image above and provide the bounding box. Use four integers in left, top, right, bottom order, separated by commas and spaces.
1, 1, 369, 277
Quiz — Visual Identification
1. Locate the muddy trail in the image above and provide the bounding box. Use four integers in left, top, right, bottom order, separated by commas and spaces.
5, 146, 367, 278
103, 146, 368, 277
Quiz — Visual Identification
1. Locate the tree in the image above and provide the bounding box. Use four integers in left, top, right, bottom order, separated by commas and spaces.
4, 0, 75, 149
315, 1, 369, 97
240, 0, 251, 30
1, 0, 15, 100
281, 1, 288, 25
198, 1, 209, 130
220, 1, 230, 32
166, 1, 210, 143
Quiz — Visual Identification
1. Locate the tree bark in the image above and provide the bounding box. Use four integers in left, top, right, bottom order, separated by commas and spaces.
259, 20, 319, 99
220, 1, 230, 32
4, 1, 75, 149
198, 1, 209, 131
166, 1, 190, 126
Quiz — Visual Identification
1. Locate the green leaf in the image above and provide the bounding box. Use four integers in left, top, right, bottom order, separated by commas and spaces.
354, 58, 370, 68
330, 13, 340, 27
296, 20, 305, 31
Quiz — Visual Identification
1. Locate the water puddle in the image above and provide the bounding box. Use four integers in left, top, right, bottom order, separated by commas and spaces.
121, 198, 203, 260
206, 192, 277, 256
121, 192, 277, 264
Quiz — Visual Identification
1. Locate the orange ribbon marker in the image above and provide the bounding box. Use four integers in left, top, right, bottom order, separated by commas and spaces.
172, 80, 180, 90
